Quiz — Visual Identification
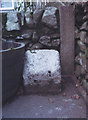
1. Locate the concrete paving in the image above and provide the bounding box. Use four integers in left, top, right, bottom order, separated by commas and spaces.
2, 77, 86, 118
0, 107, 2, 119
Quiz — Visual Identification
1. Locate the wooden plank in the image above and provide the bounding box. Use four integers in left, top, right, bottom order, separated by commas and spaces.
59, 6, 75, 75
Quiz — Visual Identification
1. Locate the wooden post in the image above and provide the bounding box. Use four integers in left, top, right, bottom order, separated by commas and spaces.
59, 6, 75, 75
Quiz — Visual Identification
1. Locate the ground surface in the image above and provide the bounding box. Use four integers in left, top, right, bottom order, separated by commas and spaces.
2, 77, 86, 118
0, 107, 2, 119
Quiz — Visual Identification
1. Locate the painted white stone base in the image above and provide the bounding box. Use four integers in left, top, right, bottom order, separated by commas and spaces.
23, 50, 61, 94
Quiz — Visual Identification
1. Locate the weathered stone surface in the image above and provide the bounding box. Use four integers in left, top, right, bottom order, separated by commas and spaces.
40, 27, 51, 35
83, 80, 88, 92
16, 36, 24, 40
75, 28, 80, 39
81, 67, 86, 75
75, 65, 81, 77
39, 36, 51, 47
6, 12, 18, 23
75, 3, 84, 27
50, 33, 60, 39
6, 12, 20, 31
2, 13, 7, 30
42, 7, 58, 29
28, 43, 33, 48
51, 39, 60, 48
33, 9, 44, 26
22, 29, 33, 39
75, 43, 80, 56
32, 31, 39, 43
83, 15, 88, 22
80, 22, 87, 31
25, 12, 34, 28
75, 53, 82, 65
23, 50, 61, 94
85, 74, 88, 80
60, 6, 74, 75
75, 53, 86, 69
84, 2, 88, 12
17, 13, 22, 26
77, 41, 86, 52
74, 2, 88, 90
80, 31, 86, 43
30, 43, 44, 50
75, 64, 86, 77
38, 36, 60, 49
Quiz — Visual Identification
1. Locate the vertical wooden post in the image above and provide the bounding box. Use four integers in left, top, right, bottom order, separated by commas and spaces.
59, 6, 75, 75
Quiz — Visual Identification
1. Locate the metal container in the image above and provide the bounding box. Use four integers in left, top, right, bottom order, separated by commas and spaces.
1, 40, 25, 102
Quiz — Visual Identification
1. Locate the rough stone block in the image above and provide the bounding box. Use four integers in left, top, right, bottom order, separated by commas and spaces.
23, 50, 61, 94
80, 22, 88, 31
6, 12, 20, 31
25, 12, 34, 28
39, 36, 51, 47
32, 31, 39, 43
33, 9, 44, 26
22, 29, 33, 39
75, 64, 81, 77
42, 7, 58, 29
80, 31, 86, 43
30, 43, 44, 50
75, 52, 86, 68
77, 40, 86, 52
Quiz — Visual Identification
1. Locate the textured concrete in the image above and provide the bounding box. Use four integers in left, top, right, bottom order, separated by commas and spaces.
2, 77, 86, 118
23, 50, 61, 94
59, 6, 75, 75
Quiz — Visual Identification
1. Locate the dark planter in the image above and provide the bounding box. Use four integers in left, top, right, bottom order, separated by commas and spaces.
1, 40, 25, 102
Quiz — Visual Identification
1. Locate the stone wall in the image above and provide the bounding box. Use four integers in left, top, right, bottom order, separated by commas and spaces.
74, 2, 88, 92
2, 6, 60, 51
2, 3, 88, 91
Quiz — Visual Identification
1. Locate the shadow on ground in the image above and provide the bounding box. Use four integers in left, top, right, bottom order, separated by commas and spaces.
2, 77, 86, 118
